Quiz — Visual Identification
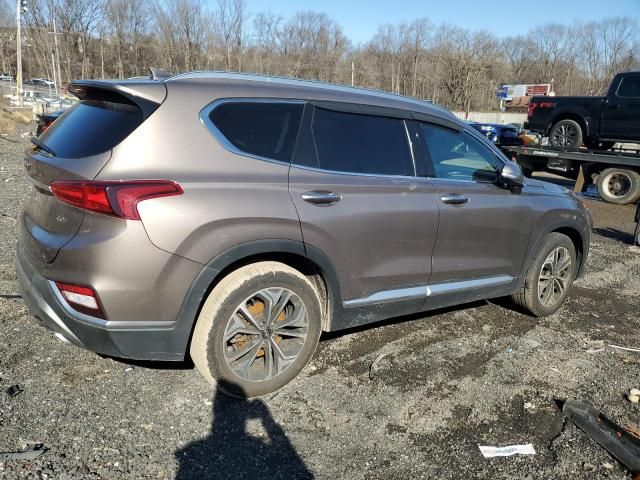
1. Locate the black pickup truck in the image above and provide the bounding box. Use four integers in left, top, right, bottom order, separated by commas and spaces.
526, 71, 640, 150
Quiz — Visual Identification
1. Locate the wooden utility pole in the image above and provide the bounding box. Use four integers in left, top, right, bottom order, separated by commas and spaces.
53, 17, 63, 89
351, 60, 354, 86
15, 0, 23, 107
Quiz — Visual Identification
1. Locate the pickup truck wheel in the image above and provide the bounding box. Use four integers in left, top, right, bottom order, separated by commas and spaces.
511, 233, 576, 317
549, 119, 583, 149
597, 168, 640, 205
190, 261, 322, 398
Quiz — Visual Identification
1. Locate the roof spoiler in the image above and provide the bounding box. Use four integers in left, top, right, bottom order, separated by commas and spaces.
68, 79, 167, 117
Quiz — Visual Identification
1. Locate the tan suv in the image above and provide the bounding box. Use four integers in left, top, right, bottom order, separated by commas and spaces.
17, 72, 591, 397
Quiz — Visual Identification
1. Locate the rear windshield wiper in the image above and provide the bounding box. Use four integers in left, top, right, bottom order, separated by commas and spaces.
30, 137, 56, 157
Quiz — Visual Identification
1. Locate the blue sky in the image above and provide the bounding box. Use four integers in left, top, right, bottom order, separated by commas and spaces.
243, 0, 640, 44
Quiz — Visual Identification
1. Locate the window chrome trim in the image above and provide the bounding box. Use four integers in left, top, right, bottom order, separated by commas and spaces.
199, 97, 306, 167
290, 162, 420, 180
343, 275, 514, 307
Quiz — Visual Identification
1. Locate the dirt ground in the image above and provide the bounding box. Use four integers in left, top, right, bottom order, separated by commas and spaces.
1, 128, 639, 479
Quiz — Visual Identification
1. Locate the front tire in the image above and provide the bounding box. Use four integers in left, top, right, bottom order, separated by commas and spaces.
511, 233, 577, 317
190, 261, 322, 398
549, 119, 583, 149
596, 168, 640, 205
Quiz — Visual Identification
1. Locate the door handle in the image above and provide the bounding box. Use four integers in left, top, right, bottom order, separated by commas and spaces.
302, 190, 342, 206
607, 103, 621, 109
441, 193, 469, 205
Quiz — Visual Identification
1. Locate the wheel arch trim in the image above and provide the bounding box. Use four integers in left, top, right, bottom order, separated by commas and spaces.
518, 220, 589, 289
172, 239, 344, 359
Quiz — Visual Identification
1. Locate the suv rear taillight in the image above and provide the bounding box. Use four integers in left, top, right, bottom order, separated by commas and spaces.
55, 281, 105, 318
527, 102, 538, 120
50, 180, 183, 220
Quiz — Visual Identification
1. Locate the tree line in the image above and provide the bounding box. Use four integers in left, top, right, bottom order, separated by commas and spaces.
0, 0, 638, 112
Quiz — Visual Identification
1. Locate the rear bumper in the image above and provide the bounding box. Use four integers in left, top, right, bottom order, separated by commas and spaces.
16, 243, 189, 361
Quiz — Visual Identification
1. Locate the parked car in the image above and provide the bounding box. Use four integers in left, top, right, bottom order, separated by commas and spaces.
0, 73, 13, 81
527, 71, 640, 150
35, 109, 64, 136
468, 121, 523, 147
31, 78, 55, 87
18, 72, 591, 397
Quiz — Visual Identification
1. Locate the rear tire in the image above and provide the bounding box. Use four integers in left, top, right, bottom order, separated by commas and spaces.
511, 233, 577, 317
190, 261, 322, 398
549, 119, 583, 149
596, 168, 640, 205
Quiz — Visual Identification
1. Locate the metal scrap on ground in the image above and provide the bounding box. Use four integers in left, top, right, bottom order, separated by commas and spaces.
0, 444, 47, 462
560, 399, 640, 475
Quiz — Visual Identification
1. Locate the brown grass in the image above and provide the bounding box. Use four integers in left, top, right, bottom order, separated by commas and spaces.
0, 102, 32, 134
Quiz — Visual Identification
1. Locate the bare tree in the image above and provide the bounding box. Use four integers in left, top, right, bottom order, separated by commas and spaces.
4, 2, 638, 113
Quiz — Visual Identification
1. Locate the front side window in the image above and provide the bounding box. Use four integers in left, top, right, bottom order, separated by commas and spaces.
311, 108, 414, 176
419, 124, 498, 182
208, 101, 304, 162
617, 76, 640, 98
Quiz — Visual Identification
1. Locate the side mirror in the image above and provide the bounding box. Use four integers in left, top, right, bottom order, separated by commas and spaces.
499, 162, 524, 192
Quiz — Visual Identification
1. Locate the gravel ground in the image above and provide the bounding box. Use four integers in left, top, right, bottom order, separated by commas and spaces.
1, 127, 640, 479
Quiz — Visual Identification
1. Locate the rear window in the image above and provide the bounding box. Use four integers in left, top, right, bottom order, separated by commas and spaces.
617, 76, 640, 98
311, 108, 414, 176
39, 100, 143, 158
208, 101, 303, 162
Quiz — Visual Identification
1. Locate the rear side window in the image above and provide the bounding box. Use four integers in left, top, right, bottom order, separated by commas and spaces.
39, 100, 143, 158
208, 102, 303, 162
311, 108, 414, 176
617, 76, 640, 98
420, 124, 498, 182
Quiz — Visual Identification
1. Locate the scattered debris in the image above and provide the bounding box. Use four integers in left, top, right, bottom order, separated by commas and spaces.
610, 344, 640, 354
482, 324, 492, 333
560, 399, 640, 475
124, 367, 134, 373
584, 340, 606, 354
627, 426, 640, 441
5, 384, 23, 397
369, 352, 390, 380
590, 312, 600, 318
478, 444, 536, 458
523, 339, 541, 349
628, 388, 640, 404
0, 444, 47, 462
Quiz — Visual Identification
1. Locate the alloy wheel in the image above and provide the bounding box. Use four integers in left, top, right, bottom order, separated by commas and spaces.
537, 247, 572, 308
222, 287, 309, 382
552, 124, 577, 147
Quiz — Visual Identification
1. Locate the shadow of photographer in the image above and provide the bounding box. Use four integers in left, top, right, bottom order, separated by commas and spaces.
175, 380, 313, 479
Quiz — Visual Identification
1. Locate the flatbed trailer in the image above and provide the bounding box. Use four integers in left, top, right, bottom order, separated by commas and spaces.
502, 145, 640, 205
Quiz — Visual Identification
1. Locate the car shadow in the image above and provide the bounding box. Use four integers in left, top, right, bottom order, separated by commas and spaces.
174, 379, 314, 480
593, 227, 635, 244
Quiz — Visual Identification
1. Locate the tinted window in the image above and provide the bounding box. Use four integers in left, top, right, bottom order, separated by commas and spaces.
209, 102, 303, 162
311, 108, 414, 176
39, 100, 143, 158
420, 124, 498, 182
617, 76, 640, 98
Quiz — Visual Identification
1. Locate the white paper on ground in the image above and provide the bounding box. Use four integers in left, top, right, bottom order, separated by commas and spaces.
479, 444, 536, 458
